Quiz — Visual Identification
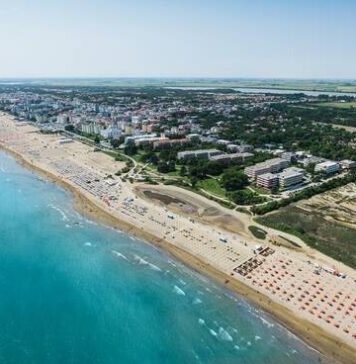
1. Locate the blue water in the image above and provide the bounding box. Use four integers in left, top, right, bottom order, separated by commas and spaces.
0, 151, 327, 364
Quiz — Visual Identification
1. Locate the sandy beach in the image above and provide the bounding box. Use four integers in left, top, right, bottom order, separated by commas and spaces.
0, 113, 355, 364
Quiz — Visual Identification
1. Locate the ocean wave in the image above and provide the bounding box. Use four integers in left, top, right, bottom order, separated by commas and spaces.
218, 327, 233, 342
48, 204, 69, 221
223, 292, 238, 303
209, 329, 217, 337
81, 215, 98, 226
133, 255, 162, 271
168, 260, 177, 267
198, 318, 205, 325
193, 297, 202, 305
173, 285, 186, 296
112, 250, 128, 261
84, 242, 93, 247
259, 317, 274, 328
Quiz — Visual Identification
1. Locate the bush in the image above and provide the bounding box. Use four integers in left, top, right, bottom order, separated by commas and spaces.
64, 124, 74, 132
115, 154, 126, 161
248, 225, 267, 240
229, 190, 266, 205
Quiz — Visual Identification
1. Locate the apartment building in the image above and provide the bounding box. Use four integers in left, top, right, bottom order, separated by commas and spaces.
177, 149, 223, 160
315, 161, 340, 174
135, 136, 168, 146
244, 158, 290, 180
256, 173, 279, 189
81, 122, 101, 135
209, 152, 254, 164
278, 168, 304, 189
153, 138, 189, 150
124, 133, 158, 145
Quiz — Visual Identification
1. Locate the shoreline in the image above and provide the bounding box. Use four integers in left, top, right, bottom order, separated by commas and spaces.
1, 144, 355, 364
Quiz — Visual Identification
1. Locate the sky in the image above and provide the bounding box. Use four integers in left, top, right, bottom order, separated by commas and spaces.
0, 0, 355, 79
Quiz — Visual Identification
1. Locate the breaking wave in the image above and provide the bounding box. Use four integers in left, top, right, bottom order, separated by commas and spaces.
173, 285, 186, 296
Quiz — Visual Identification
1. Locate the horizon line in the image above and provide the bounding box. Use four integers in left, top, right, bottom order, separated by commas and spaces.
0, 76, 356, 82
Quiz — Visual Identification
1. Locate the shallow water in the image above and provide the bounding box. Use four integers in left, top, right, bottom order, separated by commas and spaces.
0, 151, 328, 364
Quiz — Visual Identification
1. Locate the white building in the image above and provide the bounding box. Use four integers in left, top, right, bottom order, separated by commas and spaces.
256, 173, 279, 189
58, 138, 73, 145
227, 144, 254, 153
124, 133, 157, 145
81, 122, 101, 135
135, 136, 168, 146
340, 160, 356, 170
177, 149, 223, 160
100, 122, 122, 140
57, 114, 68, 124
216, 139, 230, 145
244, 158, 290, 180
278, 168, 304, 189
315, 161, 340, 174
209, 152, 254, 164
227, 144, 239, 152
281, 152, 296, 162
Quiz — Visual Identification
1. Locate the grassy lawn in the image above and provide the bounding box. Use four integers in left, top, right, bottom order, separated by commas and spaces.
257, 206, 356, 269
196, 178, 226, 198
131, 151, 146, 163
249, 185, 271, 195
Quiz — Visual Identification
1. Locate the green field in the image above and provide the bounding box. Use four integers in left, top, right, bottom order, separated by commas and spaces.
257, 206, 356, 269
315, 101, 356, 109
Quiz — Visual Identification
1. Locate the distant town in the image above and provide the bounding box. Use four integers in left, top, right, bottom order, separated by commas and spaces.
0, 84, 355, 215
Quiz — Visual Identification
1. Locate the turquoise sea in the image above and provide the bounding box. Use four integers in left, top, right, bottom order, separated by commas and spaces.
0, 151, 327, 364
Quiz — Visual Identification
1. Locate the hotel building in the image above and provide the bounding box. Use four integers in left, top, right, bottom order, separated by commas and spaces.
244, 158, 290, 180
256, 173, 279, 189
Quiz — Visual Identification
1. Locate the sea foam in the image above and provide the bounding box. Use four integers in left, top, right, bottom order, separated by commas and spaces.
133, 254, 162, 271
218, 327, 233, 342
112, 250, 128, 261
198, 318, 205, 325
48, 204, 69, 221
173, 285, 186, 296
